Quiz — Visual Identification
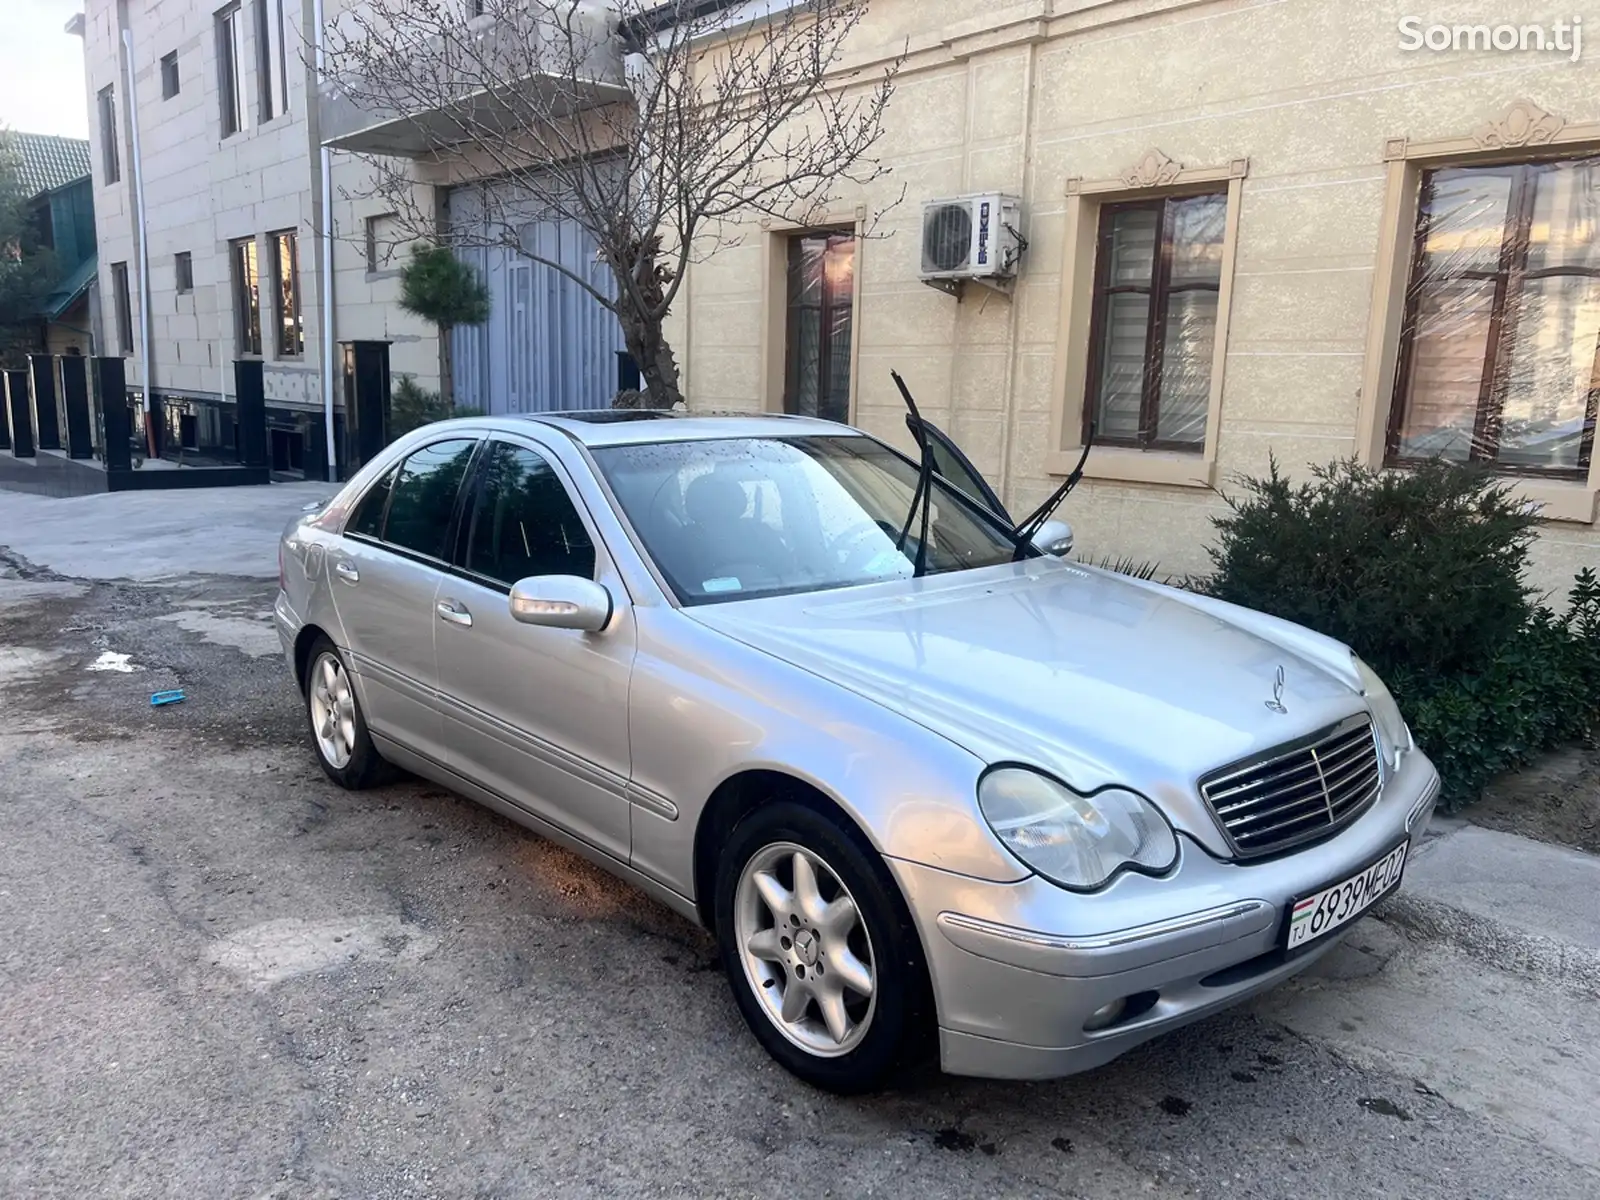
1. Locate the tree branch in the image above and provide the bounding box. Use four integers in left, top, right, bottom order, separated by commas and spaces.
319, 0, 903, 408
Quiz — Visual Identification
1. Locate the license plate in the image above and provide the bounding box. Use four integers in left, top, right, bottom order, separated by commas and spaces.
1285, 841, 1409, 951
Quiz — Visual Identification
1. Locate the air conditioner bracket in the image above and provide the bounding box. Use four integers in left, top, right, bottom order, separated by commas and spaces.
920, 275, 1016, 300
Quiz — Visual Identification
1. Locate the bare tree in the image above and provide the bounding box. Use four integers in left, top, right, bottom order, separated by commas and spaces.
322, 0, 899, 408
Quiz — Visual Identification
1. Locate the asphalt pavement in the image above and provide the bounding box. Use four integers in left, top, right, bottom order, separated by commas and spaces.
1, 484, 1595, 1199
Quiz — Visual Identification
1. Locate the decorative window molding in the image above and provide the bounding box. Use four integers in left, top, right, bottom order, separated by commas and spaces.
1377, 99, 1599, 164
1473, 99, 1566, 150
1067, 153, 1249, 198
1048, 155, 1249, 488
1121, 148, 1183, 188
757, 203, 868, 233
1358, 99, 1600, 526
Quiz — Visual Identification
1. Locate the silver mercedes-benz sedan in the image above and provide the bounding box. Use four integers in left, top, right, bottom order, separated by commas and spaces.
275, 411, 1439, 1093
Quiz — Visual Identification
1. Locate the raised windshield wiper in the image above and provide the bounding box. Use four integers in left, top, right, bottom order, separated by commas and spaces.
890, 370, 936, 577
1009, 425, 1094, 561
891, 369, 1093, 569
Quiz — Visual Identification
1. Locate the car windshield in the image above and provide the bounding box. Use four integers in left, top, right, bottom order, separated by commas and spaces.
591, 434, 1024, 605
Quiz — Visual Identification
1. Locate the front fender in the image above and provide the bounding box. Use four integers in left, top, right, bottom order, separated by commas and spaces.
626, 608, 1028, 899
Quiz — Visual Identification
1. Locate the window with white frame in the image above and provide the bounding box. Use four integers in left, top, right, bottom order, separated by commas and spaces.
270, 229, 303, 357
255, 0, 290, 122
110, 261, 133, 354
216, 4, 246, 137
160, 51, 180, 99
365, 212, 403, 273
97, 85, 120, 182
230, 236, 262, 356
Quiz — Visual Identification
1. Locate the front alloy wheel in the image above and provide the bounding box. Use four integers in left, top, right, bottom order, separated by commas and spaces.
714, 800, 933, 1093
734, 842, 877, 1056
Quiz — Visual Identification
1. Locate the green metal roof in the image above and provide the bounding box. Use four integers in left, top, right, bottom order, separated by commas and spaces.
4, 132, 91, 199
42, 252, 97, 321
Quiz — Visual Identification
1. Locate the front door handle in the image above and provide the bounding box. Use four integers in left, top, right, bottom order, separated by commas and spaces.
333, 560, 359, 584
436, 598, 473, 628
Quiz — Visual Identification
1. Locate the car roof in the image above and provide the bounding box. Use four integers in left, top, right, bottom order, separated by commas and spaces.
498, 410, 862, 448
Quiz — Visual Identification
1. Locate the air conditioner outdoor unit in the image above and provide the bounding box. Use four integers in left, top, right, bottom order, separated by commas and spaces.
919, 194, 1024, 294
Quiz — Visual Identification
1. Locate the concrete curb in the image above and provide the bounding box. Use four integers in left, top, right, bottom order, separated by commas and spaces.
1366, 821, 1600, 999
1376, 889, 1600, 1000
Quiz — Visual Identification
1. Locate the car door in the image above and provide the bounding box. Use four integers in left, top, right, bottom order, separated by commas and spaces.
433, 435, 636, 862
329, 436, 480, 767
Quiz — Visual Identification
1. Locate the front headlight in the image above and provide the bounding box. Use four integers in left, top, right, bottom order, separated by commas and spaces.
1354, 655, 1411, 768
977, 768, 1178, 890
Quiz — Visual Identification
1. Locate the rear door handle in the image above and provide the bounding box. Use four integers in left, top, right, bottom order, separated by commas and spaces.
436, 598, 473, 628
333, 560, 359, 584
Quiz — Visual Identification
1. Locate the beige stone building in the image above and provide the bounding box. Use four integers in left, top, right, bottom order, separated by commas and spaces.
660, 0, 1600, 592
79, 0, 1600, 594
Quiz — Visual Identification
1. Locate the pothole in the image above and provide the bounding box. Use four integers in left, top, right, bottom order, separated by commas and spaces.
209, 914, 439, 988
0, 646, 70, 685
156, 609, 282, 658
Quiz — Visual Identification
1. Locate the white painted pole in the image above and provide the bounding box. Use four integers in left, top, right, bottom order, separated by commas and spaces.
313, 0, 338, 480
121, 28, 155, 455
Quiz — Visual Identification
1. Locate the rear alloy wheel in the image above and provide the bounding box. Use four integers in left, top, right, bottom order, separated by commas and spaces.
303, 637, 386, 789
715, 801, 932, 1093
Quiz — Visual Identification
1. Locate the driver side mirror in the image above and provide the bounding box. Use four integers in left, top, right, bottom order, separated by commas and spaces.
508, 575, 614, 632
1031, 519, 1074, 557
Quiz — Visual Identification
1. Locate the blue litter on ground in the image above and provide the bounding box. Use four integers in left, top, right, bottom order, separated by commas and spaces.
150, 690, 185, 706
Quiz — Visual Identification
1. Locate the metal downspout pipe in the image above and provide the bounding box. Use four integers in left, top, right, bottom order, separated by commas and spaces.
121, 28, 155, 457
314, 0, 337, 480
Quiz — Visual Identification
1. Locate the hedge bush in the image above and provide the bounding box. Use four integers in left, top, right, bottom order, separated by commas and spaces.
1205, 457, 1600, 808
389, 375, 483, 438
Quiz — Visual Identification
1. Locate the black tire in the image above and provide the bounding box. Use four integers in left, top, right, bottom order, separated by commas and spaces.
713, 799, 935, 1094
302, 636, 387, 790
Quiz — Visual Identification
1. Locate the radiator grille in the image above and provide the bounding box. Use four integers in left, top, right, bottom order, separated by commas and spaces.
1199, 715, 1382, 858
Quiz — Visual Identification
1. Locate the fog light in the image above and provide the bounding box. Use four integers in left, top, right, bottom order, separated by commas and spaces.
1082, 997, 1126, 1032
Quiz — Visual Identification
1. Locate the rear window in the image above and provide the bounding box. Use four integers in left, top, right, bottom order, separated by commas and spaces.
347, 467, 395, 538
373, 438, 478, 559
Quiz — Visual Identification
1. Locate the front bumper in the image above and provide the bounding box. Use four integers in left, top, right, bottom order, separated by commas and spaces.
889, 748, 1440, 1080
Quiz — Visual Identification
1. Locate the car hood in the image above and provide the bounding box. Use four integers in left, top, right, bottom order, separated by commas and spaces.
687, 560, 1367, 854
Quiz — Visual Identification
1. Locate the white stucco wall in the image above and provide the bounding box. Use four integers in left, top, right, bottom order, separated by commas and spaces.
81, 0, 438, 423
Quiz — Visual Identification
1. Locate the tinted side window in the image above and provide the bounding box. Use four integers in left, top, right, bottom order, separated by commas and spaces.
347, 466, 396, 538
465, 442, 595, 585
383, 439, 479, 559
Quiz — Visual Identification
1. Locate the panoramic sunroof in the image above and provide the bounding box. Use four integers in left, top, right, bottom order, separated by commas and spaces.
534, 410, 808, 424
537, 410, 679, 424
